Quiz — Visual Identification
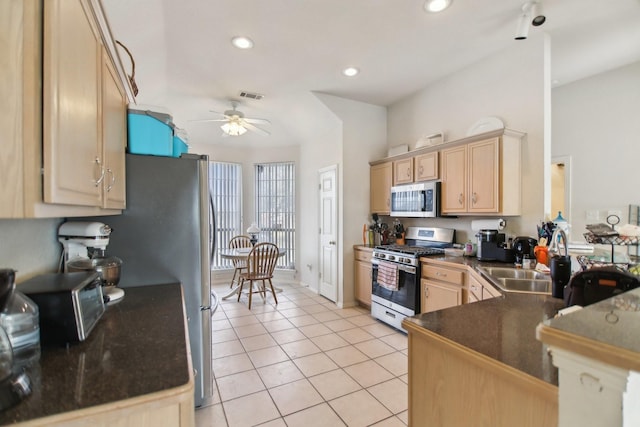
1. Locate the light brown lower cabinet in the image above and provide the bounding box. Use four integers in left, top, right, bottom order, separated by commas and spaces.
24, 386, 195, 427
403, 321, 558, 427
354, 247, 372, 307
421, 279, 462, 313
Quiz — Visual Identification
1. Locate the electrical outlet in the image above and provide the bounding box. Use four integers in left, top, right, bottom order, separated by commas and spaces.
586, 210, 600, 221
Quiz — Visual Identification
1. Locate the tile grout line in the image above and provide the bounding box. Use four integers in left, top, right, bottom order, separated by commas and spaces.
209, 283, 409, 426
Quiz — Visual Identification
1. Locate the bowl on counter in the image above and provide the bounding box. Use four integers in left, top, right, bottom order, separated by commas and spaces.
67, 256, 122, 287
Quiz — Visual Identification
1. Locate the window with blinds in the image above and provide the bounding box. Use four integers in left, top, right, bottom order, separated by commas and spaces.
255, 162, 296, 270
209, 162, 243, 269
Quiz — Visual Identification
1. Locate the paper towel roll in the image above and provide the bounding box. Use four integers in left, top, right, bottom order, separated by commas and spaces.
471, 219, 506, 232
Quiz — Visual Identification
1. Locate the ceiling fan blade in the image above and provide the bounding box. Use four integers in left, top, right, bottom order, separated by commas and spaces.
243, 117, 271, 125
243, 121, 271, 136
189, 118, 228, 123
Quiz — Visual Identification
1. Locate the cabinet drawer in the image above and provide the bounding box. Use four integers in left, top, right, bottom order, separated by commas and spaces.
422, 265, 464, 285
354, 249, 372, 262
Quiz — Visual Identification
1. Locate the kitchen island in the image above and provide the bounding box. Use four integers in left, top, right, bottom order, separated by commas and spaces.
0, 284, 194, 427
402, 291, 565, 426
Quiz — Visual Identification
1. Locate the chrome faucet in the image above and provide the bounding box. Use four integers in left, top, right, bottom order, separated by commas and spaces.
549, 228, 568, 258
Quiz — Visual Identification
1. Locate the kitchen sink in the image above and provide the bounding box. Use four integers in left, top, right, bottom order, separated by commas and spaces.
477, 266, 552, 295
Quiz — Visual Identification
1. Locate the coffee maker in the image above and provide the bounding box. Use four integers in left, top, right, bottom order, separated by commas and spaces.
476, 230, 515, 262
58, 222, 124, 303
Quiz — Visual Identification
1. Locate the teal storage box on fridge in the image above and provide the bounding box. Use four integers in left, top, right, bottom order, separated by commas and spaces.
127, 109, 174, 156
173, 136, 188, 157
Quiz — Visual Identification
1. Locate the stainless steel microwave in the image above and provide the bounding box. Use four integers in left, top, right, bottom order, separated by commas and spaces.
390, 181, 440, 217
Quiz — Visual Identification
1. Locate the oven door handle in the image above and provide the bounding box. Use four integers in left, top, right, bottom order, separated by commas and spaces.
371, 259, 416, 274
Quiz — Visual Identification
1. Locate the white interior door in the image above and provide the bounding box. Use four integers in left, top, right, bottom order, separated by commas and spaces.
319, 165, 338, 302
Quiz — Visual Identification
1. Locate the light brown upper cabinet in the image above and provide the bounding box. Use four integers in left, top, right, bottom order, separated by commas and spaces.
101, 49, 127, 209
440, 131, 522, 216
393, 158, 414, 185
1, 0, 130, 218
414, 152, 439, 182
393, 152, 438, 185
44, 0, 127, 210
370, 162, 392, 215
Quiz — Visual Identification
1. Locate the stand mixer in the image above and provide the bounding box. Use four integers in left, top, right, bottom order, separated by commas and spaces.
58, 222, 125, 303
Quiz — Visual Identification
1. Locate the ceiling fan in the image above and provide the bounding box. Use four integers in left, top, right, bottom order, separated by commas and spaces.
191, 101, 271, 136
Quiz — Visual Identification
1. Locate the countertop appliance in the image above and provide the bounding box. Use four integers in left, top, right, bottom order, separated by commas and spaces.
87, 153, 215, 407
58, 221, 124, 303
512, 236, 538, 265
19, 272, 104, 344
390, 181, 440, 218
371, 226, 455, 331
476, 230, 515, 262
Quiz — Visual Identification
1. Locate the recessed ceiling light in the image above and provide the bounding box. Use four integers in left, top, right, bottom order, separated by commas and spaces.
231, 36, 254, 49
343, 67, 359, 77
424, 0, 452, 13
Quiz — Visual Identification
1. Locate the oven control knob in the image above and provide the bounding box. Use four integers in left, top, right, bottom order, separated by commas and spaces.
388, 255, 395, 261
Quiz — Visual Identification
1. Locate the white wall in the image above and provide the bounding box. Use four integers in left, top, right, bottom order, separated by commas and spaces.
314, 93, 387, 307
552, 60, 640, 239
386, 34, 549, 243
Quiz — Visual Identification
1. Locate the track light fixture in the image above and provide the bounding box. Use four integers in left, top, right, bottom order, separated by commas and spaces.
514, 1, 546, 40
531, 2, 546, 26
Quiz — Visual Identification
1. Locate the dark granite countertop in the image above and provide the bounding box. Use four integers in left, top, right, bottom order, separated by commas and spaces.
0, 283, 191, 425
403, 292, 566, 386
544, 287, 640, 352
538, 287, 640, 371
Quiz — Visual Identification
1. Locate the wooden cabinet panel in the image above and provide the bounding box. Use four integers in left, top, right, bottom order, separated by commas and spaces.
468, 138, 499, 213
43, 0, 103, 206
354, 258, 372, 307
370, 162, 392, 215
440, 133, 521, 216
467, 274, 483, 303
101, 48, 126, 209
415, 152, 438, 181
405, 321, 558, 427
0, 0, 128, 218
440, 145, 467, 213
393, 158, 413, 185
422, 264, 465, 285
421, 279, 463, 313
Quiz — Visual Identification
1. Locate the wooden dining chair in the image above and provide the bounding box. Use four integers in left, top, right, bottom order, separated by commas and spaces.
237, 242, 279, 309
228, 235, 252, 288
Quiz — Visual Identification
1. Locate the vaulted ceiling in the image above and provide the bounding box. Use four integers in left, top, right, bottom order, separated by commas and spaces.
102, 0, 640, 147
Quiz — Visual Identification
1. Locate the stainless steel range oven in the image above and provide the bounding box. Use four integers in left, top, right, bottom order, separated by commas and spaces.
371, 226, 455, 332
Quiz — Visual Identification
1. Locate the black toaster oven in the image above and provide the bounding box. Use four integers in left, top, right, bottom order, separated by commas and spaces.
19, 272, 105, 345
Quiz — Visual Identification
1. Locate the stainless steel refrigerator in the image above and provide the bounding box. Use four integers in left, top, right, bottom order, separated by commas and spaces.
91, 153, 215, 407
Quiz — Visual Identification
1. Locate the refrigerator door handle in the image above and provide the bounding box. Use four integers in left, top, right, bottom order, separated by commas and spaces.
209, 194, 216, 265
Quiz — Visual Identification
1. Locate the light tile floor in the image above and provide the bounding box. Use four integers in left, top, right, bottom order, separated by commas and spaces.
196, 282, 409, 427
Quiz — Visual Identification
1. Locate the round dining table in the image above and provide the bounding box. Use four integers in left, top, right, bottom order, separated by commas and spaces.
218, 247, 286, 300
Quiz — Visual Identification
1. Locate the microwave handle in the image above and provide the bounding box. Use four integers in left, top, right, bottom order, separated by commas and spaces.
421, 191, 427, 212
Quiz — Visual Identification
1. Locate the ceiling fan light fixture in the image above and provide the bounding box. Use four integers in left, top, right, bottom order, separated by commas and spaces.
221, 121, 247, 136
231, 36, 254, 49
424, 0, 451, 13
343, 67, 359, 77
